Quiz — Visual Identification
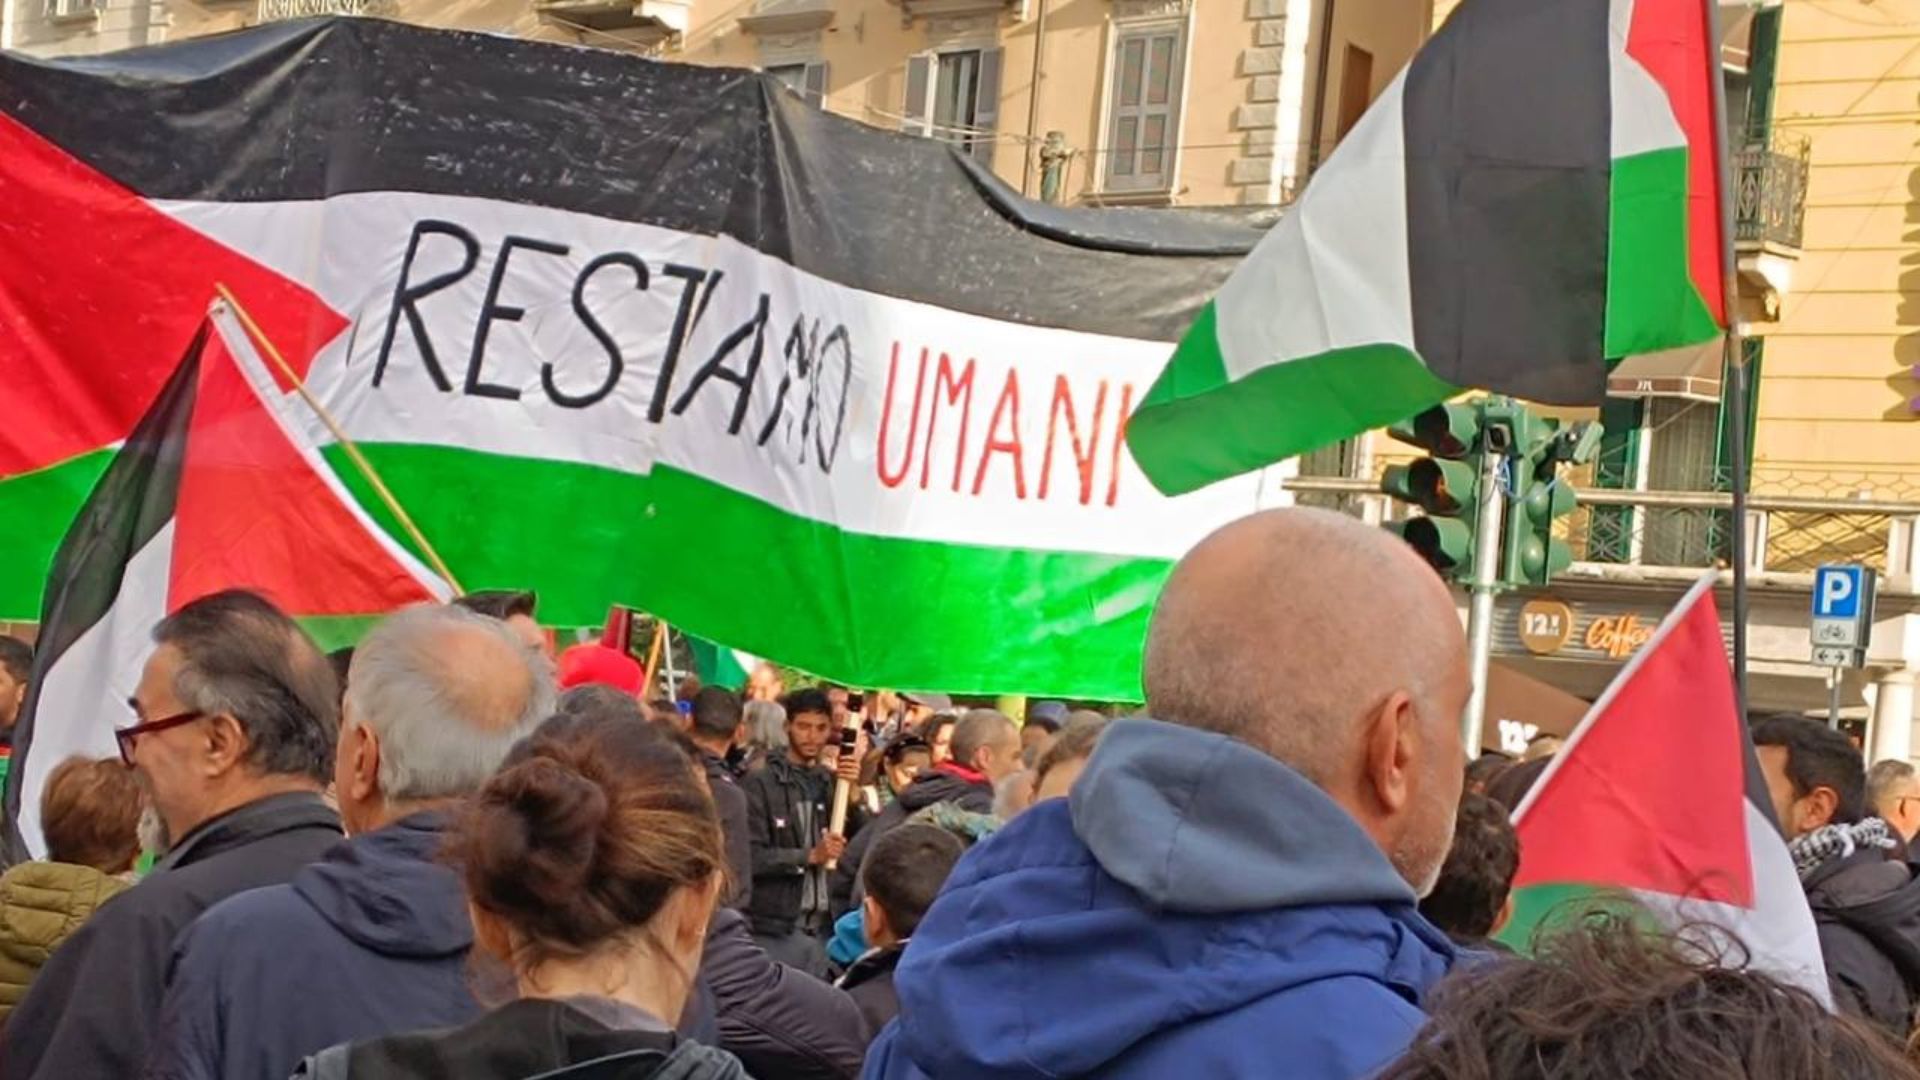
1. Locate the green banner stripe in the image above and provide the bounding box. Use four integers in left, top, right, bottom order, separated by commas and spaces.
1496, 881, 1663, 955
1604, 146, 1722, 357
1128, 329, 1456, 496
327, 444, 1169, 699
0, 450, 116, 621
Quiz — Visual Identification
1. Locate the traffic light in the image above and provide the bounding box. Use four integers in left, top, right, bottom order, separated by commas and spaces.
1501, 416, 1603, 587
1381, 403, 1484, 577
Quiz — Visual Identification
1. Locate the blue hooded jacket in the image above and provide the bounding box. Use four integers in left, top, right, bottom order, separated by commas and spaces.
863, 719, 1456, 1080
145, 811, 481, 1080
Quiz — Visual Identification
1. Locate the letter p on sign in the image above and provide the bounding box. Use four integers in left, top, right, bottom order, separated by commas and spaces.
1815, 565, 1863, 619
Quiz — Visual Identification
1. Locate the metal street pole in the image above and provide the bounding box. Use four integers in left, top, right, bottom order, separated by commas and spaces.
1461, 432, 1506, 755
1828, 667, 1843, 731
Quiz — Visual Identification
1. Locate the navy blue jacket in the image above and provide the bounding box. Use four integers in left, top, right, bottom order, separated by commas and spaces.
863, 719, 1457, 1080
145, 811, 478, 1080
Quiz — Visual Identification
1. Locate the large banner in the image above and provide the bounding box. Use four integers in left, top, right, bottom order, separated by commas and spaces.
0, 18, 1284, 698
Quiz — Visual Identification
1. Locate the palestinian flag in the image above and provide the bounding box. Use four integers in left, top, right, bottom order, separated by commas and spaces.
0, 19, 1285, 702
1495, 574, 1828, 1002
6, 304, 447, 858
1126, 0, 1728, 495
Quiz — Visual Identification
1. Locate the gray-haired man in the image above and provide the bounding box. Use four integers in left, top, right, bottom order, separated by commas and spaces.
145, 603, 555, 1080
2, 591, 346, 1080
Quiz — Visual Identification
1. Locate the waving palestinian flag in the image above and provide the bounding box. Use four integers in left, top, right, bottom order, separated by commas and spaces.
1496, 575, 1829, 1002
7, 304, 447, 858
1127, 0, 1728, 495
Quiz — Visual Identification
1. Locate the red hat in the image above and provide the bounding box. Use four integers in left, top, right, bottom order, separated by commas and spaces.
557, 643, 644, 696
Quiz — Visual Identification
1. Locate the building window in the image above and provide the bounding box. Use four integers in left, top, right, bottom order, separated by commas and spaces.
903, 48, 1003, 166
767, 61, 829, 107
1102, 22, 1185, 193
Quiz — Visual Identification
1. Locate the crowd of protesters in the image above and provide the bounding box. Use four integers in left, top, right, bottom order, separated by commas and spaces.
0, 509, 1918, 1077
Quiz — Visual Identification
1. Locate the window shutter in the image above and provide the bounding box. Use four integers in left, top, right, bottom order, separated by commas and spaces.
970, 47, 1003, 166
1104, 26, 1185, 193
803, 61, 829, 107
903, 53, 934, 137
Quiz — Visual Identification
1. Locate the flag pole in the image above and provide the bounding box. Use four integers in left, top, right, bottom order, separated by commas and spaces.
212, 283, 464, 594
1702, 0, 1750, 718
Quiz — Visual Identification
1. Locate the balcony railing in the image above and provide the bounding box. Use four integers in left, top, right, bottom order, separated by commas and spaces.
256, 0, 390, 19
1286, 471, 1920, 578
1734, 132, 1810, 251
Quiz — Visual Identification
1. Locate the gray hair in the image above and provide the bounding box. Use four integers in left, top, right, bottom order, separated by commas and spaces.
1869, 759, 1918, 804
951, 709, 1017, 767
155, 590, 338, 784
743, 700, 788, 755
344, 604, 556, 802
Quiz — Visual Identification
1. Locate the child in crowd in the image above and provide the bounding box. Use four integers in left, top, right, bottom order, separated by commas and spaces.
836, 824, 965, 1039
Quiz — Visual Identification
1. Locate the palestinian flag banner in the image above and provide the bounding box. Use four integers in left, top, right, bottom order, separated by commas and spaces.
1127, 0, 1728, 495
8, 303, 448, 857
1496, 574, 1828, 1001
0, 19, 1283, 701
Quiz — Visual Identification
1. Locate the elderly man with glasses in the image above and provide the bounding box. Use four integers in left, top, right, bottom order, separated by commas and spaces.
1870, 759, 1920, 845
1, 590, 344, 1080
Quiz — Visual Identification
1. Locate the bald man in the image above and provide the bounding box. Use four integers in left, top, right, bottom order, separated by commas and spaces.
147, 604, 558, 1080
866, 508, 1470, 1080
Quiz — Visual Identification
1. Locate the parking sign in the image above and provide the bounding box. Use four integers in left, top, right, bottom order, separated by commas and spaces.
1810, 564, 1875, 666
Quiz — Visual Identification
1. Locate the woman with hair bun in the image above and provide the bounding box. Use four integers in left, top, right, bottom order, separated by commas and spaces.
294, 716, 747, 1080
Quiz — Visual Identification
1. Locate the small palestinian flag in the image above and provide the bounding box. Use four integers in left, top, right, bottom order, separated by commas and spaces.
1127, 0, 1727, 495
1496, 574, 1829, 1002
6, 303, 447, 858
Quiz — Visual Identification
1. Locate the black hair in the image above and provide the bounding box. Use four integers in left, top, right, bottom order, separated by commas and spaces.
884, 736, 932, 765
557, 684, 647, 727
0, 636, 31, 684
152, 590, 336, 783
1484, 756, 1552, 813
1751, 714, 1867, 825
782, 687, 833, 722
863, 823, 965, 940
689, 687, 744, 741
453, 590, 538, 622
1380, 914, 1920, 1080
1419, 793, 1520, 941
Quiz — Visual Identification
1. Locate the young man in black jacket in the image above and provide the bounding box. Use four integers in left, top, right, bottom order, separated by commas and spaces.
1754, 714, 1920, 1037
838, 824, 965, 1040
687, 687, 753, 910
743, 689, 861, 975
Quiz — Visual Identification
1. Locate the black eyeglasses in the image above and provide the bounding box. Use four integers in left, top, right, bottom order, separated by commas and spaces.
115, 709, 205, 766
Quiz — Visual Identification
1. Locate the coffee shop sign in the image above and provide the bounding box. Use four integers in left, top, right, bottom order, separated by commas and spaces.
1585, 614, 1655, 660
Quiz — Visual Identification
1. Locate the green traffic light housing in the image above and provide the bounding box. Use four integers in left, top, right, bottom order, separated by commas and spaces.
1380, 457, 1478, 516
1386, 403, 1480, 459
1386, 516, 1475, 575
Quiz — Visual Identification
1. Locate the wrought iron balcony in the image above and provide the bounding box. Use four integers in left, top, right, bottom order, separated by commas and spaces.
1734, 132, 1810, 252
256, 0, 391, 19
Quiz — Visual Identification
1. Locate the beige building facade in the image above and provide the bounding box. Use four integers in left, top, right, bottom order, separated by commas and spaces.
3, 0, 1432, 209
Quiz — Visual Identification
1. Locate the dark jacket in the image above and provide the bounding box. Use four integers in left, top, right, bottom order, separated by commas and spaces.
832, 765, 992, 919
836, 945, 904, 1041
0, 791, 341, 1080
744, 755, 833, 936
699, 906, 867, 1080
702, 751, 753, 910
292, 997, 747, 1080
864, 720, 1456, 1080
1805, 848, 1920, 1036
145, 811, 478, 1080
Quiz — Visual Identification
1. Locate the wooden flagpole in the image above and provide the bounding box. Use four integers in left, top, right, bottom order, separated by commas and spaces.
640, 618, 668, 700
212, 282, 464, 593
